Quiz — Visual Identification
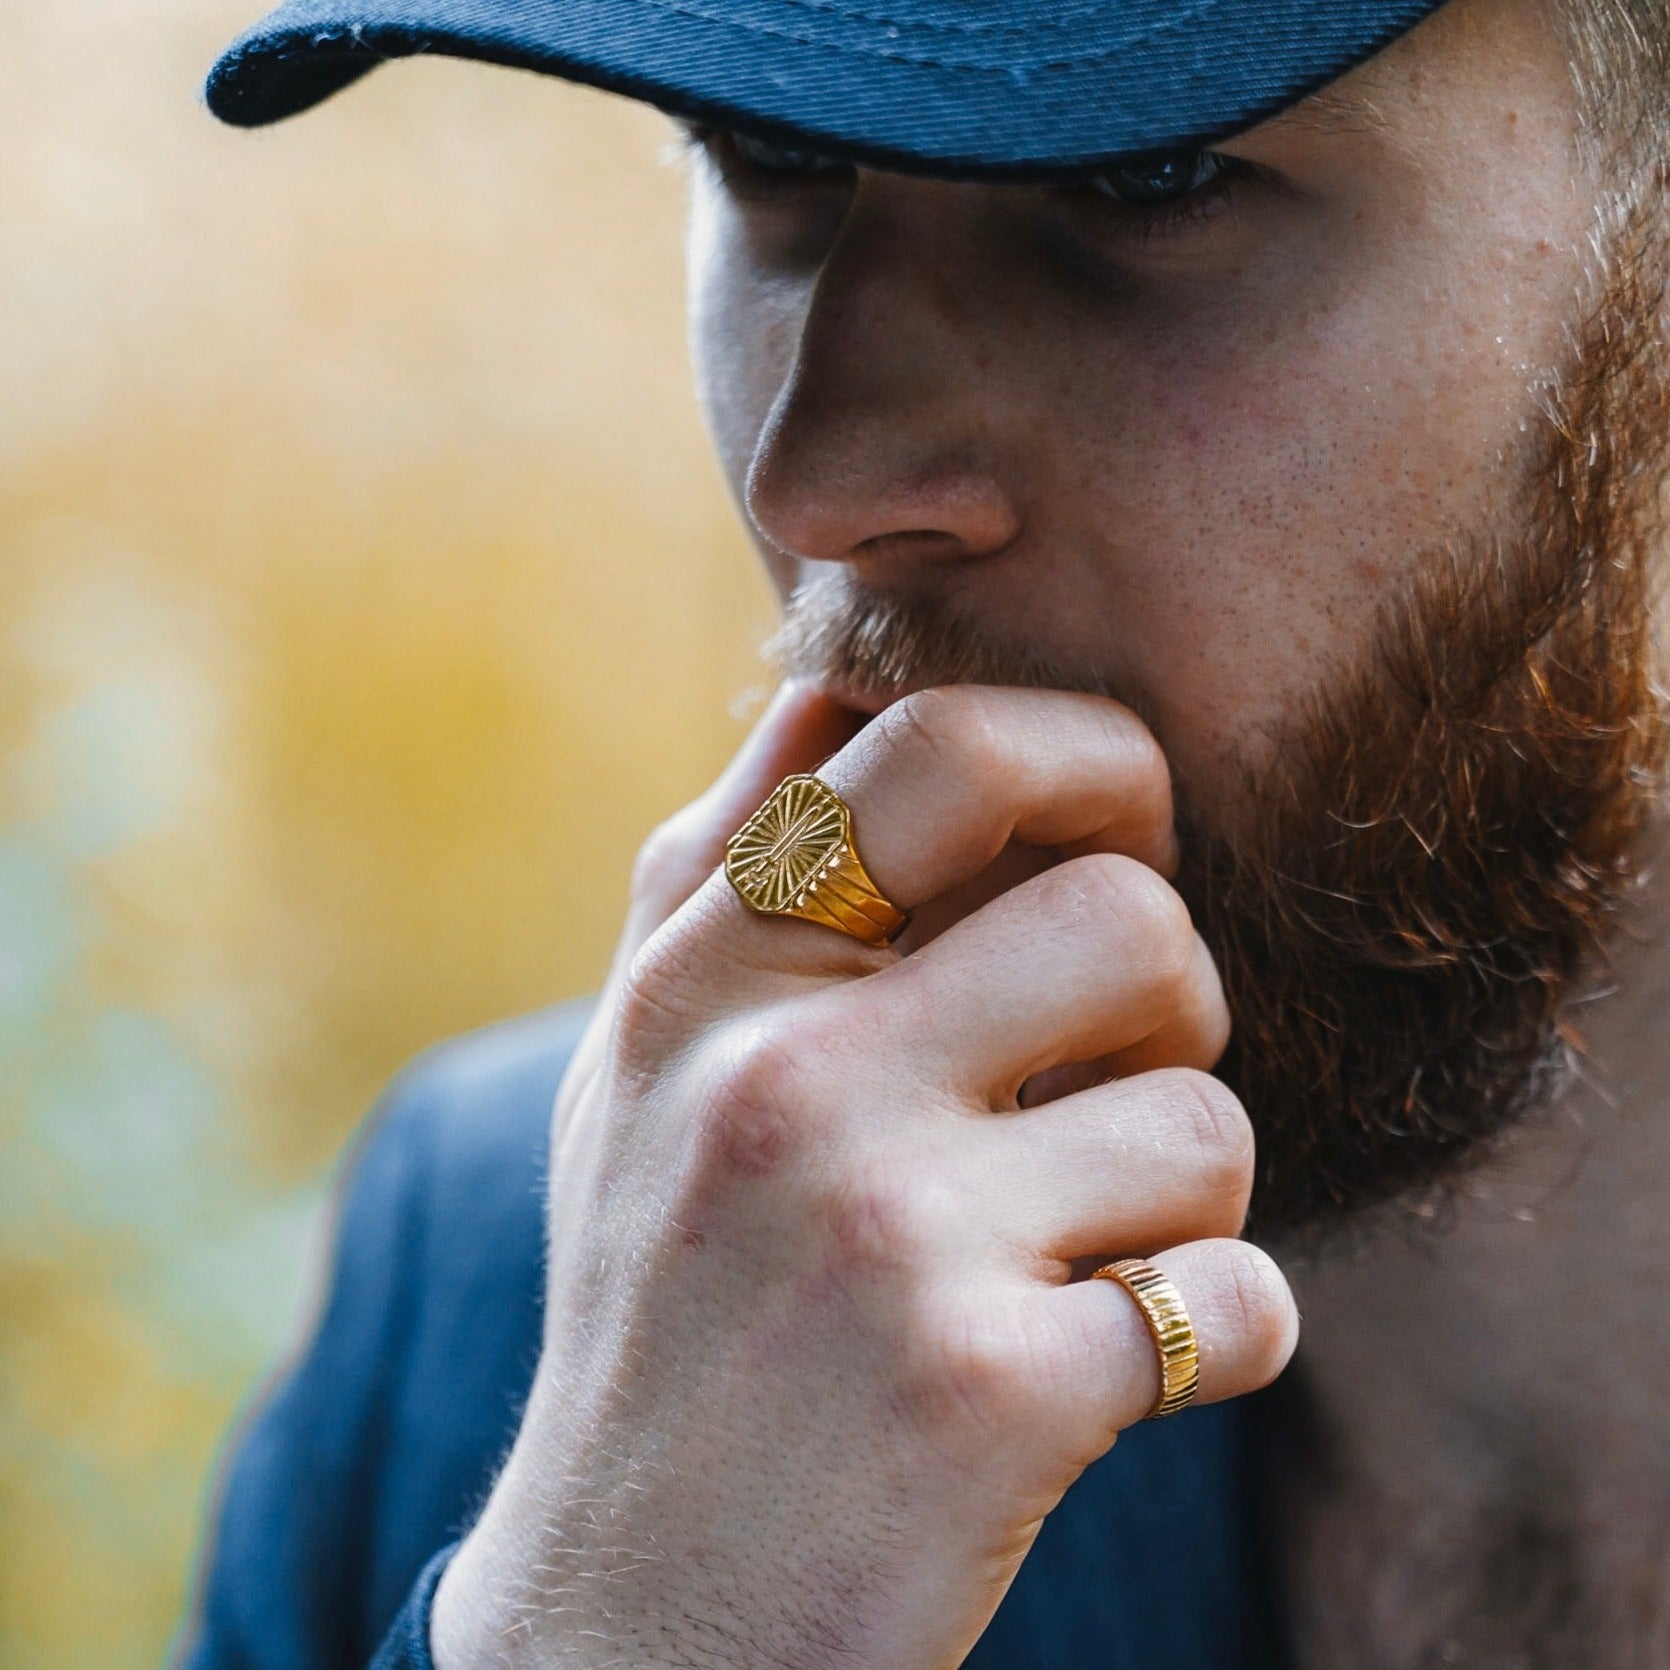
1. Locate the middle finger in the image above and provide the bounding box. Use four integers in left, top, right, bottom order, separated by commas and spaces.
973, 1068, 1256, 1264
856, 852, 1228, 1104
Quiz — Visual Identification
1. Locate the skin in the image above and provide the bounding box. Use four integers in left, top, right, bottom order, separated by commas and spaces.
433, 0, 1667, 1661
1265, 831, 1670, 1665
433, 684, 1295, 1669
690, 0, 1588, 814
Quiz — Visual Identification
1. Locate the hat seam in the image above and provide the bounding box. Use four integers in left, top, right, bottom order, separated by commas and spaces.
252, 0, 1230, 80
567, 0, 1228, 68
637, 0, 1151, 43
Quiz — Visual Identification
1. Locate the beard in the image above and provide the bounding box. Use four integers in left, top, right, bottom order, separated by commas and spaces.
765, 212, 1670, 1240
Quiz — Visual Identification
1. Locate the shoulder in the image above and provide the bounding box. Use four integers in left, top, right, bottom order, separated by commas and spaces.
351, 999, 597, 1613
316, 996, 595, 1362
374, 995, 595, 1169
364, 996, 595, 1235
180, 1000, 595, 1668
354, 995, 595, 1371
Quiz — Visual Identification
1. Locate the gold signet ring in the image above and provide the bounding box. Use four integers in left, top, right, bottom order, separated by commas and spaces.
1092, 1257, 1201, 1420
724, 774, 910, 947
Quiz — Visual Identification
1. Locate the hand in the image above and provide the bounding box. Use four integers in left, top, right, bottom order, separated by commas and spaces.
432, 683, 1298, 1669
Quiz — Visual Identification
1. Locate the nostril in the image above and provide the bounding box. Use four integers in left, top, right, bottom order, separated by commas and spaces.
745, 384, 1026, 568
753, 462, 1024, 571
853, 528, 991, 566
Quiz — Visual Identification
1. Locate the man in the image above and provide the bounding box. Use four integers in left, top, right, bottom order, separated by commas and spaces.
181, 0, 1669, 1663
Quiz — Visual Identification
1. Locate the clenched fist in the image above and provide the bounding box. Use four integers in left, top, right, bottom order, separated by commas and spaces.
432, 682, 1298, 1669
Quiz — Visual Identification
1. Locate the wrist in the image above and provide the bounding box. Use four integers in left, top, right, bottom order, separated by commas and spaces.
431, 1486, 566, 1669
430, 1448, 652, 1670
430, 1447, 779, 1670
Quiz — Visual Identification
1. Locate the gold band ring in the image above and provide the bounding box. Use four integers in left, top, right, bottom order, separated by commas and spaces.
1092, 1257, 1201, 1420
724, 774, 910, 947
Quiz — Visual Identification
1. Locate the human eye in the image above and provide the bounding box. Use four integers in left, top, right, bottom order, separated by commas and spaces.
679, 123, 856, 199
1069, 148, 1245, 237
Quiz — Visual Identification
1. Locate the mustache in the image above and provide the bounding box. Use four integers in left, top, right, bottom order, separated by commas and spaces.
762, 570, 1122, 708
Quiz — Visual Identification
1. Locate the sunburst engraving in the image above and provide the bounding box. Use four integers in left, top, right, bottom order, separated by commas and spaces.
725, 775, 851, 915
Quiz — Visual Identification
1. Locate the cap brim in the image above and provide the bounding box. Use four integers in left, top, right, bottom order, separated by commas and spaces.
206, 0, 1446, 176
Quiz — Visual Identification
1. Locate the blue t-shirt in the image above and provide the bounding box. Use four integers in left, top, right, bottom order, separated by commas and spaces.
176, 1002, 1281, 1668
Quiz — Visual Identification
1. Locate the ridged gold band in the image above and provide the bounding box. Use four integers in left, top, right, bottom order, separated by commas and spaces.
781, 849, 909, 945
1092, 1257, 1201, 1420
724, 774, 910, 947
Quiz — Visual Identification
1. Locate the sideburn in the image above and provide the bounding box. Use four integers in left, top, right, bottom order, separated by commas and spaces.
1184, 212, 1670, 1239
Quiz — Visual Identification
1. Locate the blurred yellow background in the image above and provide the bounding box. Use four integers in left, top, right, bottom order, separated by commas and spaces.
0, 7, 773, 1662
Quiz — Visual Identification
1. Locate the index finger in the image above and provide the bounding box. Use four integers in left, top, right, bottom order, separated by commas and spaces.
818, 684, 1176, 909
663, 685, 1175, 991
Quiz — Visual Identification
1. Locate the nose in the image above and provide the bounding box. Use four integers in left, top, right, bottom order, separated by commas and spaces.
744, 177, 1026, 578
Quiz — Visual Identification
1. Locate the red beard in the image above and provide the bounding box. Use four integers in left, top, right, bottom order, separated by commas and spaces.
768, 209, 1669, 1237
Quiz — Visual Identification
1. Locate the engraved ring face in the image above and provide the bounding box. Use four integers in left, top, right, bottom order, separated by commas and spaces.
725, 774, 851, 915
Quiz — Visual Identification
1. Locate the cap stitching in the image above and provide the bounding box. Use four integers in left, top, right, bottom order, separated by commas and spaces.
253, 0, 1232, 79
594, 0, 1227, 65
651, 0, 1124, 41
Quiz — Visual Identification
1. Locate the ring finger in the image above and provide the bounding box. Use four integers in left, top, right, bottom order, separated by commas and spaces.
1033, 1238, 1298, 1462
974, 1069, 1255, 1265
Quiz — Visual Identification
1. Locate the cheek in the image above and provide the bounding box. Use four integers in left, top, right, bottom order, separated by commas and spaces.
1052, 262, 1566, 793
687, 184, 809, 548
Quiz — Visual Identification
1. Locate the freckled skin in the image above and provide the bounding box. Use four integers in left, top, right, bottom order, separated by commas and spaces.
687, 0, 1590, 804
673, 5, 1670, 1658
433, 4, 1670, 1666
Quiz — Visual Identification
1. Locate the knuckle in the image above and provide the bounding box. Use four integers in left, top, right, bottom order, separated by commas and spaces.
616, 923, 706, 1044
911, 1302, 1033, 1435
1095, 723, 1174, 862
1034, 853, 1125, 928
1121, 725, 1174, 822
1124, 866, 1197, 977
1195, 959, 1234, 1064
630, 811, 705, 909
1216, 1243, 1299, 1379
686, 1023, 810, 1187
1165, 1070, 1256, 1199
1049, 856, 1196, 994
822, 1162, 941, 1276
1074, 854, 1192, 955
883, 686, 1003, 783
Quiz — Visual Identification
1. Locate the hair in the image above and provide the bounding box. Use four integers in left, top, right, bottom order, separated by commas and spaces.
1187, 212, 1670, 1237
1565, 0, 1670, 169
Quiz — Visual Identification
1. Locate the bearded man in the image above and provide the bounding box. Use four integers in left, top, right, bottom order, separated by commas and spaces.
179, 0, 1670, 1664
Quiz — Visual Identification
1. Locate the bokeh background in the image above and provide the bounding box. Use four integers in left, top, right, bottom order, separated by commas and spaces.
0, 8, 774, 1661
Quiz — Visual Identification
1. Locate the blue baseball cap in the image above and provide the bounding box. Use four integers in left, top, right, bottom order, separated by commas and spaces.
206, 0, 1447, 175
